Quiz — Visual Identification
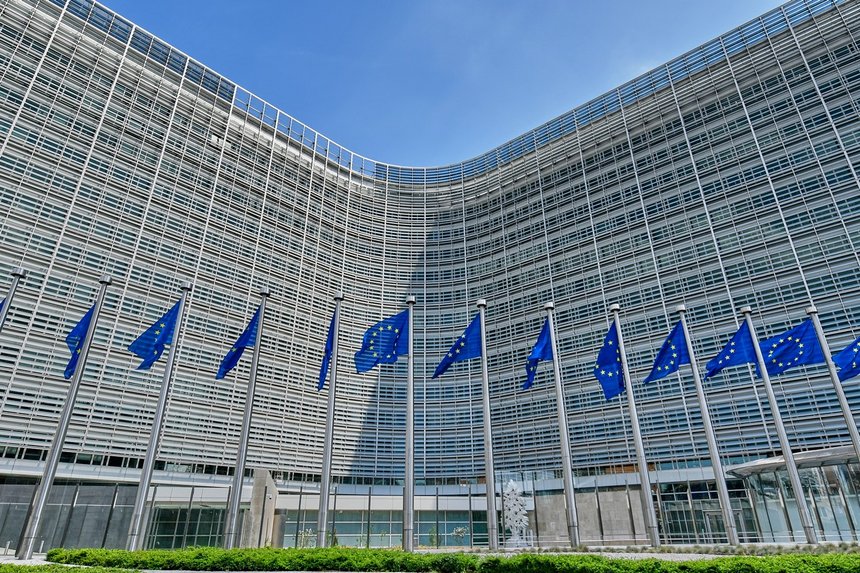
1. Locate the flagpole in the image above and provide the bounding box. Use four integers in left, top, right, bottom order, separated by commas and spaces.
476, 299, 499, 550
610, 303, 660, 547
17, 274, 111, 560
403, 295, 416, 552
0, 267, 26, 334
543, 302, 580, 547
317, 292, 343, 548
806, 306, 860, 471
676, 305, 739, 545
126, 281, 193, 551
224, 287, 270, 550
741, 306, 817, 544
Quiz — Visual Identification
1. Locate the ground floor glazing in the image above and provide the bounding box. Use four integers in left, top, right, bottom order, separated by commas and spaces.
2, 463, 859, 553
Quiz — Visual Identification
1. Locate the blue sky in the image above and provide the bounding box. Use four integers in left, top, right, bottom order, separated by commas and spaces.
102, 0, 782, 167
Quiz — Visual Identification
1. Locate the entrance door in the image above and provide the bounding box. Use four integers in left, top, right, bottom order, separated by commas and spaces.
704, 509, 752, 543
702, 510, 724, 543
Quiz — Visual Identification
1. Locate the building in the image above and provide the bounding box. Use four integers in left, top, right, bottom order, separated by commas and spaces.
1, 0, 860, 550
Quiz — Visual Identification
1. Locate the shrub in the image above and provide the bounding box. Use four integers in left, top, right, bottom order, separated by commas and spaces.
45, 547, 860, 573
430, 553, 480, 573
1, 566, 133, 573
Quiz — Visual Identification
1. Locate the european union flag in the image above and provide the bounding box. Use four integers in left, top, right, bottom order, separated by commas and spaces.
759, 319, 824, 377
523, 318, 552, 390
318, 312, 336, 390
834, 334, 860, 382
704, 321, 757, 380
216, 306, 261, 380
644, 320, 689, 383
432, 312, 482, 379
593, 321, 625, 400
354, 310, 408, 373
127, 300, 180, 370
64, 305, 95, 379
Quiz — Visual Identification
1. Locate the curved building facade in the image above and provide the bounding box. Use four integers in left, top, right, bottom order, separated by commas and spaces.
2, 0, 860, 549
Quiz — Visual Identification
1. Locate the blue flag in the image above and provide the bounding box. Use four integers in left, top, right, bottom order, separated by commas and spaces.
127, 300, 180, 370
593, 321, 625, 400
354, 310, 409, 373
834, 334, 860, 382
759, 319, 824, 377
433, 312, 482, 379
318, 311, 336, 390
64, 305, 95, 379
704, 321, 757, 380
643, 320, 690, 383
216, 306, 261, 380
523, 318, 552, 390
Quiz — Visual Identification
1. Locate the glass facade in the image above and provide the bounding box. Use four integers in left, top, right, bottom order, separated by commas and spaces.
744, 464, 860, 542
2, 0, 860, 549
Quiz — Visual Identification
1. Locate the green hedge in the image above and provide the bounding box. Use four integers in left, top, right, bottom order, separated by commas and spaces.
0, 566, 134, 573
45, 547, 479, 572
45, 547, 860, 573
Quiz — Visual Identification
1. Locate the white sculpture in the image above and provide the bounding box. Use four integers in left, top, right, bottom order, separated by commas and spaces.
503, 479, 529, 548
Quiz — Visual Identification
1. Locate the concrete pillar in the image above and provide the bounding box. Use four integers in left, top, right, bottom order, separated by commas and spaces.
240, 470, 278, 547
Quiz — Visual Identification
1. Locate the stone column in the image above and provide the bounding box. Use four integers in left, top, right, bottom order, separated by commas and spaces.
240, 470, 278, 547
